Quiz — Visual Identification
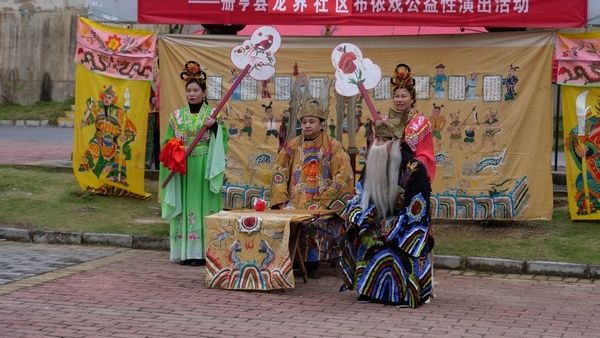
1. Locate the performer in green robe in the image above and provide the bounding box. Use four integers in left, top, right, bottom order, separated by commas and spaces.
159, 61, 228, 265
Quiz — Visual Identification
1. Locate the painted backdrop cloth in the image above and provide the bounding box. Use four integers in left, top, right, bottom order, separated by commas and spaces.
561, 87, 600, 220
159, 31, 554, 220
73, 64, 151, 198
204, 210, 297, 290
75, 17, 157, 81
160, 104, 228, 261
556, 32, 600, 87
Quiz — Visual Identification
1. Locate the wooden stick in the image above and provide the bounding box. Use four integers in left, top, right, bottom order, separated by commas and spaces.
357, 82, 381, 121
161, 63, 252, 188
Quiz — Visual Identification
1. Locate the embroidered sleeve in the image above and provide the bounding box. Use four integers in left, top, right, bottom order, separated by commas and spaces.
392, 159, 433, 258
320, 140, 355, 213
405, 115, 436, 181
169, 109, 186, 141
404, 115, 432, 151
269, 139, 296, 207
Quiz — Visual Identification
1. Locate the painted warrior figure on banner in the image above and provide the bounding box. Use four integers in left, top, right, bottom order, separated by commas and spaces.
278, 107, 290, 151
270, 99, 354, 279
241, 107, 254, 138
481, 108, 502, 149
567, 90, 600, 216
466, 72, 479, 100
432, 63, 447, 99
262, 101, 278, 143
159, 61, 229, 265
430, 103, 446, 149
339, 117, 434, 307
79, 85, 137, 187
503, 64, 519, 101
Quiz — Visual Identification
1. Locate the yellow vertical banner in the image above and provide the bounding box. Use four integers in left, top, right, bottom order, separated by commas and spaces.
73, 17, 156, 198
73, 64, 151, 198
561, 86, 600, 220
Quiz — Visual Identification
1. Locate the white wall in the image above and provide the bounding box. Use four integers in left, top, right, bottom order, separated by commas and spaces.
0, 2, 166, 105
590, 1, 600, 26
0, 0, 86, 11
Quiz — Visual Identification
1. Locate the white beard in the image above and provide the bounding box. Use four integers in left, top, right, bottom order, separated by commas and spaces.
361, 140, 403, 217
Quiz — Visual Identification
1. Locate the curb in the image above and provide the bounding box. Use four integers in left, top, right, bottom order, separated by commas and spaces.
435, 255, 595, 279
0, 120, 57, 127
0, 227, 595, 278
0, 227, 167, 251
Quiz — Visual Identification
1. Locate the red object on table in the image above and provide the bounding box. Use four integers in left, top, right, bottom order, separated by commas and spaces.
253, 198, 266, 212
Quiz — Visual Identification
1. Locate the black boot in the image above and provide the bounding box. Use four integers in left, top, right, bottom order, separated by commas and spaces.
189, 259, 206, 266
306, 261, 321, 279
357, 294, 371, 303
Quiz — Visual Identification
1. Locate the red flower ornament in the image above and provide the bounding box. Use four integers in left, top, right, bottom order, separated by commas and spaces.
338, 52, 357, 74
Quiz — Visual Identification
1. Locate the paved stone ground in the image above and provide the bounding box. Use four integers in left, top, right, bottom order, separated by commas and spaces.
0, 126, 72, 166
0, 241, 126, 285
1, 242, 598, 337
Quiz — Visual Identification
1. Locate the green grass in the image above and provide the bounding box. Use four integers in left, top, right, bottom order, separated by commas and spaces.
433, 209, 600, 265
0, 99, 73, 124
0, 166, 168, 237
1, 166, 599, 264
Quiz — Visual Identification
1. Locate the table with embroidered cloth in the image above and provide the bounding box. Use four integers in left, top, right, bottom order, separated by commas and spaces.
203, 209, 336, 290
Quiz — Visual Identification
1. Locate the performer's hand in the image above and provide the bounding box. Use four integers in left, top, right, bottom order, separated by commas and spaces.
204, 117, 216, 127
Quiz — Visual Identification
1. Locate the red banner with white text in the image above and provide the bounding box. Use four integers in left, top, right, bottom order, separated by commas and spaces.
138, 0, 586, 28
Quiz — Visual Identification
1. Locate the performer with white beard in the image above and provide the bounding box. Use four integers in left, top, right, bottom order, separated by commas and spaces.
339, 118, 434, 307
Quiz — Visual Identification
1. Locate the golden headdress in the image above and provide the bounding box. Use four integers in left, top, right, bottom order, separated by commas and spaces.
390, 63, 415, 93
180, 61, 207, 86
374, 118, 405, 140
298, 99, 328, 121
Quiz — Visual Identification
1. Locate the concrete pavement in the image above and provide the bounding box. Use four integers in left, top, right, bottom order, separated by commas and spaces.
0, 241, 125, 285
0, 126, 72, 166
1, 241, 598, 337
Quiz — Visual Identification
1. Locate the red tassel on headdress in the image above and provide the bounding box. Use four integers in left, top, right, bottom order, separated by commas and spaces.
159, 137, 187, 174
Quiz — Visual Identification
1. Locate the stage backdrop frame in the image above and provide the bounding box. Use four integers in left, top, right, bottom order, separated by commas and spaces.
159, 30, 555, 220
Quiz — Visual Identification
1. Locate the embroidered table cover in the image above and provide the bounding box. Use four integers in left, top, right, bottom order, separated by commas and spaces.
204, 209, 314, 290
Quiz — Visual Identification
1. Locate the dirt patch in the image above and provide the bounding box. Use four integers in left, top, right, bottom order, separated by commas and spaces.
133, 218, 168, 225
